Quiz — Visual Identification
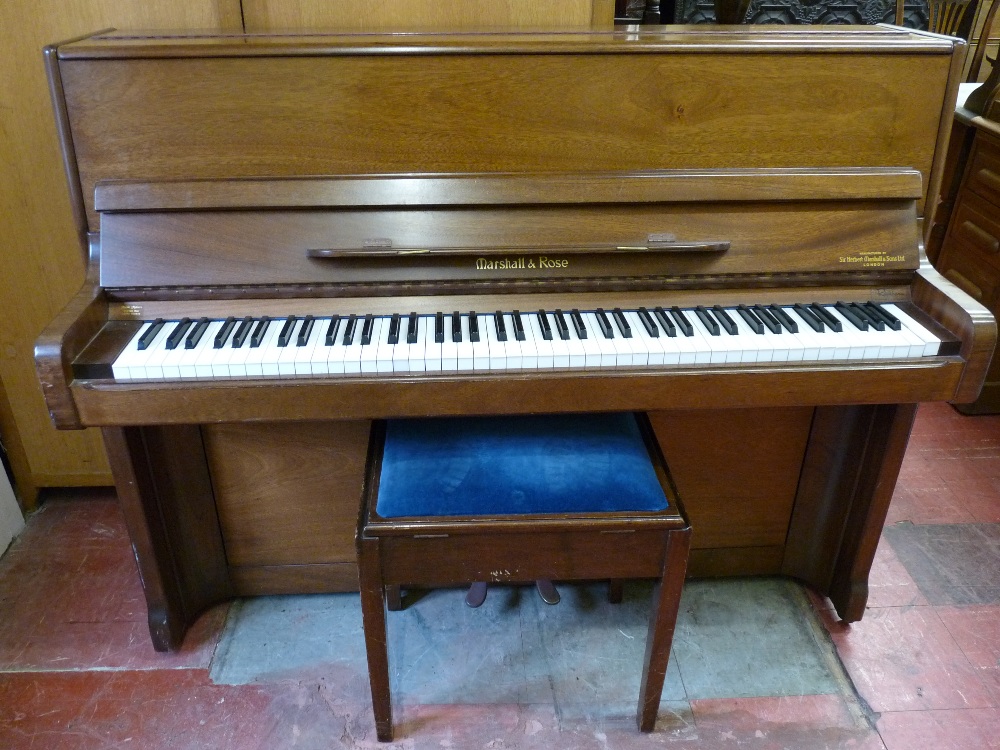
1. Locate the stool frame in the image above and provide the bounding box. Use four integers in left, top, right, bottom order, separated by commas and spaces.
356, 414, 691, 741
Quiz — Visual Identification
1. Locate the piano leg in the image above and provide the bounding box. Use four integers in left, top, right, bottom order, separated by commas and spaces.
784, 403, 918, 622
102, 425, 233, 651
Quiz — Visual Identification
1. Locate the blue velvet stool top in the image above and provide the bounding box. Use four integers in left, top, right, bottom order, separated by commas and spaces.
375, 412, 670, 518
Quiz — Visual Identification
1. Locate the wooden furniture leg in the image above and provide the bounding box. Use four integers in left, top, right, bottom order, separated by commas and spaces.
357, 535, 394, 742
608, 579, 625, 603
637, 527, 692, 732
385, 584, 402, 612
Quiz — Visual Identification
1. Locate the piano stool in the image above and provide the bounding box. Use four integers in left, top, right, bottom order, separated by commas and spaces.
355, 412, 691, 741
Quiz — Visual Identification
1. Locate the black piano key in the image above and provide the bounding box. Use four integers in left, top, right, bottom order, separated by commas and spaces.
751, 305, 781, 334
387, 313, 401, 345
406, 312, 419, 344
297, 315, 315, 346
185, 317, 210, 349
137, 318, 165, 351
712, 305, 738, 335
849, 302, 883, 331
736, 305, 764, 334
435, 312, 445, 343
612, 308, 632, 338
343, 314, 358, 345
767, 305, 798, 334
864, 302, 902, 331
570, 309, 587, 339
232, 316, 253, 348
553, 309, 570, 340
792, 304, 824, 332
250, 317, 271, 348
277, 315, 297, 347
469, 312, 480, 342
669, 307, 693, 336
637, 307, 658, 337
537, 310, 553, 340
361, 314, 375, 345
835, 302, 868, 330
694, 306, 720, 336
495, 311, 508, 342
451, 311, 462, 343
325, 315, 342, 346
512, 310, 526, 341
809, 304, 842, 332
165, 318, 192, 350
595, 308, 614, 339
213, 316, 237, 348
653, 307, 676, 337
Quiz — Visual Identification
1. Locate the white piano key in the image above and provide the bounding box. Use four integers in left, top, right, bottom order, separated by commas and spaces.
471, 313, 492, 371
563, 314, 588, 368
689, 313, 728, 365
192, 321, 226, 378
257, 321, 285, 377
307, 318, 333, 376
342, 320, 365, 374
528, 313, 555, 368
424, 315, 443, 372
625, 311, 665, 366
376, 316, 396, 373
485, 313, 506, 370
226, 326, 257, 378
392, 316, 415, 373
324, 321, 349, 375
882, 304, 943, 356
361, 317, 385, 374
277, 319, 302, 376
583, 312, 617, 367
502, 313, 524, 370
543, 312, 571, 368
823, 307, 876, 360
293, 318, 323, 376
441, 314, 459, 371
576, 314, 604, 367
455, 314, 474, 371
113, 322, 165, 380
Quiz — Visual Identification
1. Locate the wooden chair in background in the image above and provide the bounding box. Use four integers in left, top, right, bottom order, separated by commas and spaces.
896, 0, 999, 81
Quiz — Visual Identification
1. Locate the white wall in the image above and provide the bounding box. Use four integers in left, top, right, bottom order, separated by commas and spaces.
0, 467, 24, 555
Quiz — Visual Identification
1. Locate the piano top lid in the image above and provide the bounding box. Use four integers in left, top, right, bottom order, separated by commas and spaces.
53, 25, 960, 59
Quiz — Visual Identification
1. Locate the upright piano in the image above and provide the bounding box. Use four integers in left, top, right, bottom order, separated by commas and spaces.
36, 26, 995, 651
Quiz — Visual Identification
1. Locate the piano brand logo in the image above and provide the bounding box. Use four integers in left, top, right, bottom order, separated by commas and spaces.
475, 256, 569, 271
838, 251, 907, 268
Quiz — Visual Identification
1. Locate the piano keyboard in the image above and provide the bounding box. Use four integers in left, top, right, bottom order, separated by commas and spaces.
109, 303, 949, 381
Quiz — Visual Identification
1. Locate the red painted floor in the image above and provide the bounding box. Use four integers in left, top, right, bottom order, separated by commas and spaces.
1, 402, 999, 748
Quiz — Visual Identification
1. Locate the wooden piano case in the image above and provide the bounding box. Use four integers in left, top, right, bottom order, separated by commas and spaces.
36, 27, 995, 650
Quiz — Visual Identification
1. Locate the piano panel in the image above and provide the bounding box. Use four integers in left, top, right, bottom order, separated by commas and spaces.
56, 30, 955, 230
203, 420, 370, 570
96, 200, 920, 290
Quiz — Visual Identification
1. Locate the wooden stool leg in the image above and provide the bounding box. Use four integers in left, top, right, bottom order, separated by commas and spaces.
608, 579, 624, 603
357, 535, 394, 742
637, 527, 691, 732
386, 585, 403, 611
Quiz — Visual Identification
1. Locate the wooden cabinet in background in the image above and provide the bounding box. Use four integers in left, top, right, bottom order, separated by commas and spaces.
936, 122, 1000, 412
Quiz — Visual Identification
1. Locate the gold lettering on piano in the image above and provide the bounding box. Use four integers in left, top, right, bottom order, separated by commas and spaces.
475, 256, 569, 272
838, 251, 907, 268
121, 304, 144, 319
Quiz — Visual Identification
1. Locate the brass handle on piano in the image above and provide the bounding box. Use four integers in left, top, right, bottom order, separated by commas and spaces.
307, 239, 730, 258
